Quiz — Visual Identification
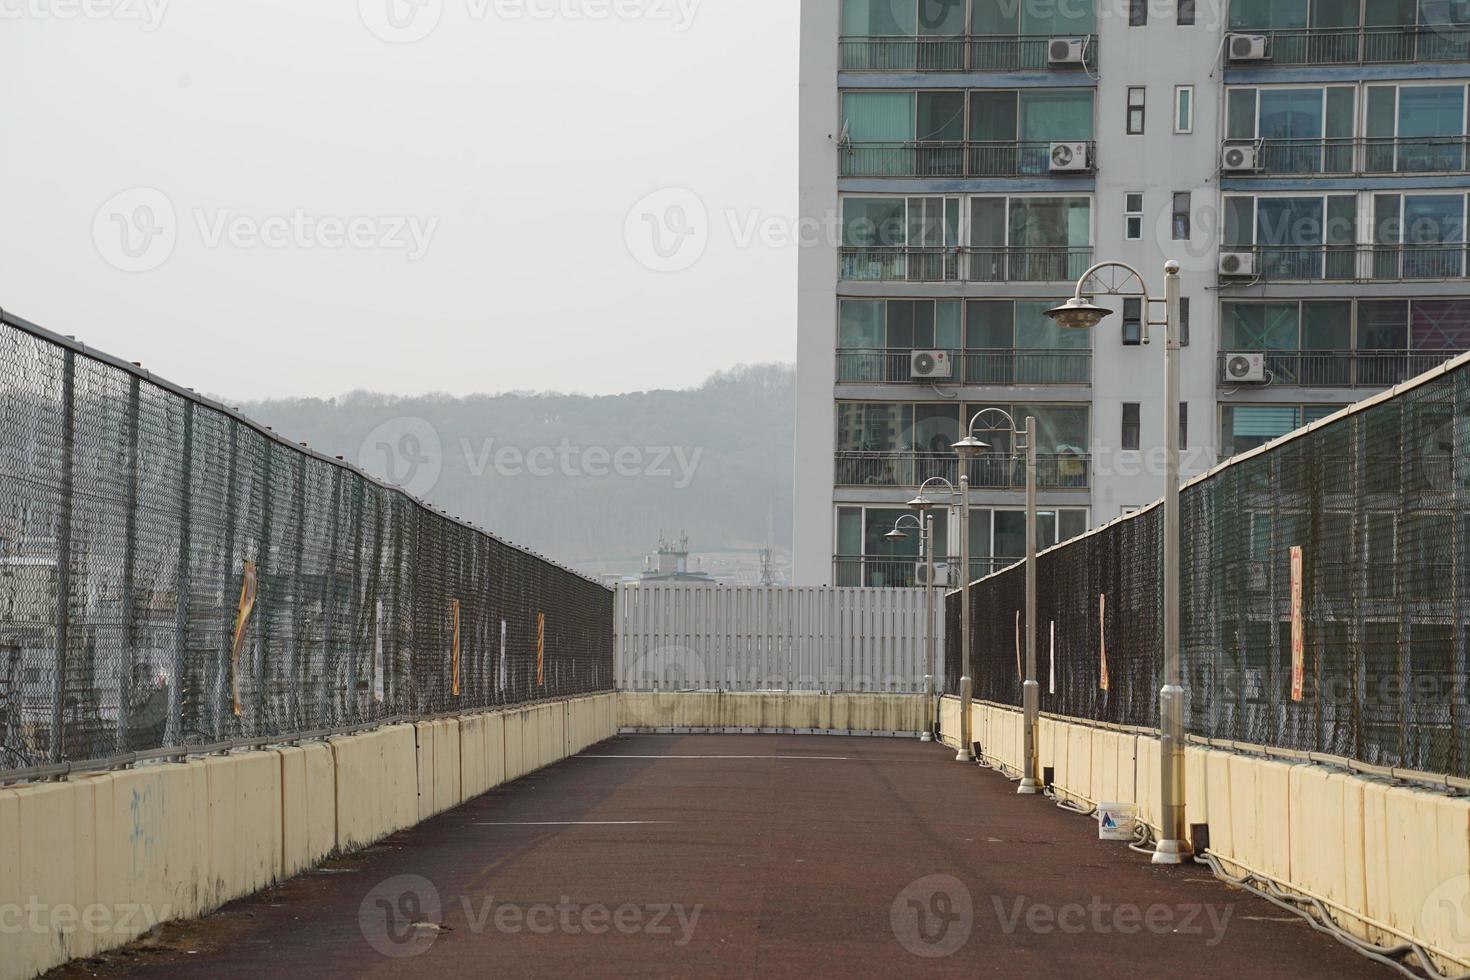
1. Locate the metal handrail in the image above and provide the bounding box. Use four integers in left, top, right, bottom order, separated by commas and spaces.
838, 33, 1098, 72
842, 139, 1096, 178
1214, 349, 1467, 387
1219, 243, 1469, 282
1228, 25, 1470, 67
835, 347, 1092, 386
834, 451, 1090, 490
1222, 136, 1470, 177
839, 245, 1094, 283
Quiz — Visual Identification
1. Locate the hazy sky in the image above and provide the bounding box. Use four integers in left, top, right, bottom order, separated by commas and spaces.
0, 1, 798, 400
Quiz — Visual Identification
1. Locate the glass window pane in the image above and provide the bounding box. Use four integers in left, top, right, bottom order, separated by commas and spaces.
1227, 89, 1257, 140
1230, 0, 1306, 28
1365, 86, 1397, 139
966, 300, 1013, 348
971, 0, 1018, 34
867, 508, 918, 558
936, 300, 962, 348
839, 300, 885, 348
969, 508, 992, 565
1223, 197, 1255, 246
843, 0, 918, 35
1399, 86, 1466, 138
916, 91, 964, 141
1020, 0, 1095, 33
1404, 195, 1464, 244
843, 92, 914, 143
1015, 404, 1089, 453
837, 507, 863, 556
914, 404, 961, 455
1359, 301, 1409, 348
918, 0, 964, 34
887, 300, 917, 349
1059, 509, 1088, 541
1259, 89, 1325, 141
843, 198, 906, 246
1019, 90, 1094, 142
1303, 302, 1352, 349
969, 91, 1018, 142
1257, 197, 1324, 245
1312, 0, 1360, 28
994, 510, 1026, 559
1325, 88, 1356, 139
1015, 300, 1089, 349
969, 197, 1006, 247
1411, 300, 1470, 350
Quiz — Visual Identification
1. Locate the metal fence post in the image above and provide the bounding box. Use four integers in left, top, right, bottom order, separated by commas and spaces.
213, 420, 240, 740
288, 454, 307, 731
168, 402, 193, 748
116, 375, 141, 753
49, 349, 76, 763
321, 466, 342, 727
254, 445, 275, 736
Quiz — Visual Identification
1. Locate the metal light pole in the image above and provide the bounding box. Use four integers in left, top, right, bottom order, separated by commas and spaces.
886, 512, 934, 742
1046, 260, 1190, 864
909, 478, 960, 748
956, 410, 1038, 790
1019, 415, 1041, 794
955, 468, 973, 762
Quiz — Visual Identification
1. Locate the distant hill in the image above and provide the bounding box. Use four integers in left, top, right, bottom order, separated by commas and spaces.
235, 364, 794, 578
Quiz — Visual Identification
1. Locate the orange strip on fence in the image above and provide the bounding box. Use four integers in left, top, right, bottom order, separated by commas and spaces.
536, 612, 546, 687
451, 598, 462, 697
1290, 547, 1305, 703
1098, 593, 1109, 692
230, 561, 258, 717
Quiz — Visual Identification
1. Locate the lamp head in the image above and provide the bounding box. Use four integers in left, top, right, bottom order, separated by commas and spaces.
1044, 296, 1111, 330
952, 435, 990, 460
907, 494, 936, 510
884, 528, 908, 542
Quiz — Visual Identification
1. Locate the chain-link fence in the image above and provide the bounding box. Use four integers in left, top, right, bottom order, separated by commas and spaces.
947, 355, 1470, 781
0, 311, 615, 779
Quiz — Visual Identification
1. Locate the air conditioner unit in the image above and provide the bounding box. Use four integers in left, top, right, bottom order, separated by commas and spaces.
1222, 143, 1259, 172
916, 562, 951, 587
910, 349, 953, 380
1224, 352, 1267, 383
1228, 33, 1269, 60
1048, 37, 1087, 64
1049, 141, 1090, 172
1219, 251, 1256, 276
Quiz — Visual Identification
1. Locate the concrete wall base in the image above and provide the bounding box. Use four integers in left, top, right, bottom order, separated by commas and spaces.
939, 696, 1470, 976
0, 692, 618, 980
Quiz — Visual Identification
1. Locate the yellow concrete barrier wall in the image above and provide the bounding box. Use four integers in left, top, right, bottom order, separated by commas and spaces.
939, 698, 1470, 976
1, 695, 616, 980
616, 692, 927, 734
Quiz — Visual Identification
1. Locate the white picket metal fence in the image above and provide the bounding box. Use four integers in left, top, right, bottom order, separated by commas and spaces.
615, 584, 941, 693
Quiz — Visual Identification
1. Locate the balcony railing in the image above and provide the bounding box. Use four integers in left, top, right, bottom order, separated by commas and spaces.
840, 246, 1093, 283
834, 452, 1090, 490
1216, 350, 1466, 387
842, 140, 1095, 178
1228, 26, 1470, 67
1223, 137, 1470, 177
839, 34, 1097, 73
836, 348, 1092, 386
832, 554, 1019, 589
1219, 244, 1470, 283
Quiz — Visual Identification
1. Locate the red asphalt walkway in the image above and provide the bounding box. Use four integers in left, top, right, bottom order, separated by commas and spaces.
53, 734, 1389, 979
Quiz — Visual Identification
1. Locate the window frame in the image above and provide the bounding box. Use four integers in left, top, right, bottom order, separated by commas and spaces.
1121, 403, 1142, 451
1124, 192, 1144, 241
1126, 87, 1146, 135
1174, 85, 1194, 134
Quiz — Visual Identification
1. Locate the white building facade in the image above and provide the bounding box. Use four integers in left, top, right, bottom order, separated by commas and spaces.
795, 0, 1470, 587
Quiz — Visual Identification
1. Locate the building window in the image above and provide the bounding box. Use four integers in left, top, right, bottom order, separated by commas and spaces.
1123, 299, 1143, 346
1179, 297, 1190, 347
1127, 87, 1145, 135
1180, 402, 1189, 446
1124, 193, 1144, 240
1175, 86, 1194, 133
1122, 403, 1141, 451
1171, 191, 1191, 240
1129, 0, 1147, 26
1178, 0, 1196, 24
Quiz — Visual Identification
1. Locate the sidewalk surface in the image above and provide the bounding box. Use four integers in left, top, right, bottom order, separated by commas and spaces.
52, 734, 1389, 979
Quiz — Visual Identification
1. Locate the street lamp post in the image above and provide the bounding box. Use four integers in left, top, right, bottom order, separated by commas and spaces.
885, 512, 934, 742
907, 477, 962, 752
1045, 259, 1189, 865
955, 410, 1039, 793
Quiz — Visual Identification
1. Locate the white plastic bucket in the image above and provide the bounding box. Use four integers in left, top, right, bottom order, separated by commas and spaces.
1097, 803, 1137, 841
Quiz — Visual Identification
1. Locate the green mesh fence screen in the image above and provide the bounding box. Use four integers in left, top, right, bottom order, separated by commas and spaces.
948, 357, 1470, 780
0, 312, 615, 778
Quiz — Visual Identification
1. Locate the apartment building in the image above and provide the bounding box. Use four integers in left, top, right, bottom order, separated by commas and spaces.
793, 0, 1470, 587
